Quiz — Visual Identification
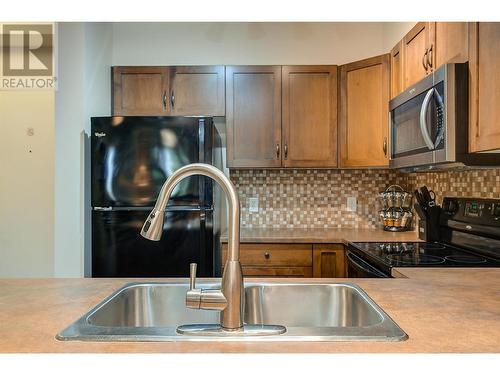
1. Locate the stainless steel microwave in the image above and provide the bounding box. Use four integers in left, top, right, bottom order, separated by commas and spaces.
389, 63, 499, 171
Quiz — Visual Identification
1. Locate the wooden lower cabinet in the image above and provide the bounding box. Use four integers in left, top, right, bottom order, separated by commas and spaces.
312, 244, 346, 278
221, 242, 346, 278
241, 267, 312, 277
222, 243, 312, 277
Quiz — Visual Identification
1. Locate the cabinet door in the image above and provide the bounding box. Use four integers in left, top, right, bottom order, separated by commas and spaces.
430, 22, 469, 69
226, 66, 282, 168
282, 66, 338, 168
312, 245, 345, 278
469, 22, 500, 152
112, 66, 169, 116
339, 54, 390, 168
403, 22, 432, 88
390, 41, 404, 99
169, 66, 225, 116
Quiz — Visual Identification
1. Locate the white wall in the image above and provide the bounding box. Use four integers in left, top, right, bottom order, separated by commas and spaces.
382, 22, 416, 51
54, 22, 112, 277
112, 22, 412, 66
0, 90, 55, 277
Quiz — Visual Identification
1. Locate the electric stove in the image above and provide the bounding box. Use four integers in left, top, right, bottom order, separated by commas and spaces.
347, 197, 500, 277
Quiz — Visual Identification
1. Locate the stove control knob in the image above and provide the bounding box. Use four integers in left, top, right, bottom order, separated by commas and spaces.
443, 199, 458, 215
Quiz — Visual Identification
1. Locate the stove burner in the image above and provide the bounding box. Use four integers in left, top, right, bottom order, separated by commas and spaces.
445, 255, 487, 264
420, 243, 446, 250
386, 254, 445, 265
378, 243, 416, 254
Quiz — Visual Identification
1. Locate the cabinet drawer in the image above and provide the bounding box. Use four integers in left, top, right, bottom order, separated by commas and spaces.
222, 243, 312, 267
241, 266, 312, 277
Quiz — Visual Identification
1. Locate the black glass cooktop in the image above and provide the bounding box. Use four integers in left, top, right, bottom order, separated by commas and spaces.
348, 241, 500, 273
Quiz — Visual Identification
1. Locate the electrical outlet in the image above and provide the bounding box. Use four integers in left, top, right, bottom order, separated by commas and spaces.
347, 197, 357, 212
248, 197, 259, 213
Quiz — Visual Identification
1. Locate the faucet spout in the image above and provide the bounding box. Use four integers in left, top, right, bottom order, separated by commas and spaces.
140, 163, 243, 330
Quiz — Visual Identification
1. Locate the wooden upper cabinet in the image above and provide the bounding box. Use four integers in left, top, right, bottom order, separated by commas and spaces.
390, 40, 404, 99
112, 67, 169, 116
282, 66, 338, 168
394, 22, 469, 96
339, 54, 390, 168
430, 22, 469, 69
169, 66, 225, 116
403, 22, 432, 88
225, 65, 282, 168
469, 22, 500, 152
112, 65, 224, 116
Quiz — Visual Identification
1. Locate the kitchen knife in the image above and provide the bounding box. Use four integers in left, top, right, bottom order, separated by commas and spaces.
414, 189, 427, 209
420, 186, 436, 207
413, 203, 428, 220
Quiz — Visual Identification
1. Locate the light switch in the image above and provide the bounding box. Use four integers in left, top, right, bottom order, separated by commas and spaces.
347, 197, 357, 212
249, 197, 259, 213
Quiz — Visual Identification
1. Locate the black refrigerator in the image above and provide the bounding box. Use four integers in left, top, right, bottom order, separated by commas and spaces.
90, 116, 222, 278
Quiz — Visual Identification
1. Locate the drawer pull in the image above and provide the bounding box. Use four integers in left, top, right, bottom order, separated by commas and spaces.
264, 252, 270, 259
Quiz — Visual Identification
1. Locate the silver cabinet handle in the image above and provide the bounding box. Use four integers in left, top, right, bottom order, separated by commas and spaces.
419, 88, 436, 150
170, 90, 175, 109
284, 144, 288, 159
276, 143, 280, 159
383, 137, 388, 157
422, 48, 429, 71
162, 91, 167, 109
427, 44, 433, 70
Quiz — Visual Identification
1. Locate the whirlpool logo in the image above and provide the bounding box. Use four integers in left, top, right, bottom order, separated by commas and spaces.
1, 23, 56, 90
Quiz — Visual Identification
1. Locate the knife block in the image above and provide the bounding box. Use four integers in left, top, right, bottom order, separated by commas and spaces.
417, 206, 441, 242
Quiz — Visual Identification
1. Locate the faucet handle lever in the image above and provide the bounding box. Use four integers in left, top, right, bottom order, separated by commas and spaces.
189, 263, 197, 290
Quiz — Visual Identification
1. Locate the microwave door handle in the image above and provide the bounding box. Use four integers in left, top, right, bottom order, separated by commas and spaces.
419, 88, 436, 150
433, 90, 445, 148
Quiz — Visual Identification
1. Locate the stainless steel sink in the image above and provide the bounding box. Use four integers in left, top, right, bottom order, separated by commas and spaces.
57, 282, 407, 342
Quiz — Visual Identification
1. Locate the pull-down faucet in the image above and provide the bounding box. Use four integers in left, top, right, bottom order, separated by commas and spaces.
140, 163, 284, 336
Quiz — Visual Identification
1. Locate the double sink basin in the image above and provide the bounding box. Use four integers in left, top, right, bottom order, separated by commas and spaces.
57, 282, 407, 342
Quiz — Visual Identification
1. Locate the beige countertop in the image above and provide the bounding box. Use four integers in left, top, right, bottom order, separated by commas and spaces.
221, 227, 421, 244
0, 268, 499, 353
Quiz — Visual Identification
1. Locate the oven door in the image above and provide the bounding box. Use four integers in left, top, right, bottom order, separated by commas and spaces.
389, 73, 446, 169
346, 251, 390, 278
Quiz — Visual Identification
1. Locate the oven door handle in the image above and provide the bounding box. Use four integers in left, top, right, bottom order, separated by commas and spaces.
346, 251, 389, 278
419, 88, 436, 150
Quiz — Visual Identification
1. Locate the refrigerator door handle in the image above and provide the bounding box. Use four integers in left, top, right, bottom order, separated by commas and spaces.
93, 206, 113, 211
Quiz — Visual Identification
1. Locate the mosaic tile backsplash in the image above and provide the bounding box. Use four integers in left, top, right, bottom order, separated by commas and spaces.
406, 169, 500, 203
230, 168, 500, 229
230, 169, 401, 229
